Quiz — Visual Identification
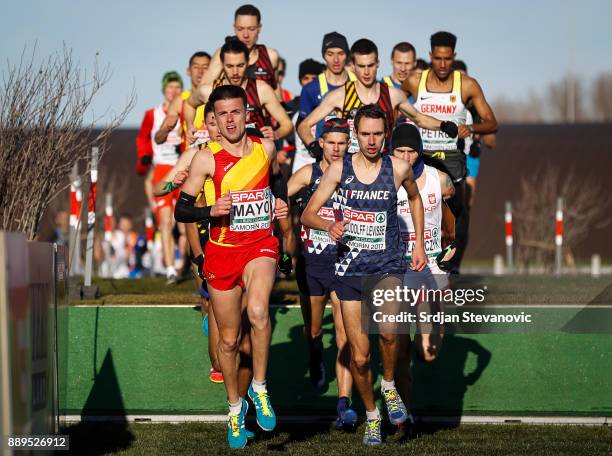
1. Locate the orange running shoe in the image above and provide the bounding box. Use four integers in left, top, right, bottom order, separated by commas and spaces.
209, 368, 224, 383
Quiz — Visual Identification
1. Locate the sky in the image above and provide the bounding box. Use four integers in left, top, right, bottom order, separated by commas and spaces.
2, 0, 611, 127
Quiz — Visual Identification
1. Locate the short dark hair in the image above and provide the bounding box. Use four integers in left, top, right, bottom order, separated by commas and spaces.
189, 51, 211, 67
350, 39, 378, 59
415, 59, 430, 71
220, 36, 249, 62
453, 60, 467, 73
278, 57, 287, 75
209, 85, 248, 111
204, 100, 215, 119
430, 31, 457, 51
391, 42, 416, 59
353, 104, 387, 133
235, 4, 261, 23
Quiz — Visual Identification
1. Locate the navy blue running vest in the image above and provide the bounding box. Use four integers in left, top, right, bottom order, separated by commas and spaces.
301, 162, 338, 261
334, 154, 406, 276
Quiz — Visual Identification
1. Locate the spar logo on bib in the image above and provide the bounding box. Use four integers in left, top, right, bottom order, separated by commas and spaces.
341, 207, 387, 250
229, 188, 272, 232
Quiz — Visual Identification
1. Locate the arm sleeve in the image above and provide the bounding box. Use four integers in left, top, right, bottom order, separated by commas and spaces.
136, 109, 154, 175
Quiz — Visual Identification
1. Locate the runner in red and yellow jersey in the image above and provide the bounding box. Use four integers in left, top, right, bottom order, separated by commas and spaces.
154, 51, 212, 150
175, 85, 288, 449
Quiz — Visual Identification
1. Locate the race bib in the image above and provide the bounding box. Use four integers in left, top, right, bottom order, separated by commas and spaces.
229, 188, 272, 232
307, 206, 336, 248
342, 207, 386, 250
402, 227, 442, 263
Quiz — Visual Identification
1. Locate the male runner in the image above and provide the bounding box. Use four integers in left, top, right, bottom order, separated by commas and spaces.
154, 51, 212, 149
175, 85, 287, 449
401, 31, 497, 271
297, 39, 458, 157
135, 71, 184, 283
301, 105, 427, 445
382, 42, 416, 102
287, 118, 357, 429
390, 123, 455, 416
202, 4, 279, 89
297, 32, 356, 153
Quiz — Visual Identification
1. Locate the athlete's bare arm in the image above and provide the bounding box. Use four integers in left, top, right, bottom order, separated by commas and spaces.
267, 47, 279, 71
301, 160, 347, 240
287, 164, 313, 198
297, 88, 345, 145
400, 72, 420, 99
256, 80, 294, 140
184, 85, 213, 144
438, 170, 455, 200
201, 48, 223, 87
153, 147, 199, 196
154, 96, 182, 144
460, 75, 498, 137
390, 87, 444, 131
392, 156, 427, 271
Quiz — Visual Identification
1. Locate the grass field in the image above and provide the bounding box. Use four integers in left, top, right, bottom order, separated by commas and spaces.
60, 274, 612, 454
61, 422, 612, 455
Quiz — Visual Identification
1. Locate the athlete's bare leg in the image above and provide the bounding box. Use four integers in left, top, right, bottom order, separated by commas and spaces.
158, 205, 176, 273
209, 285, 243, 404
466, 176, 476, 209
207, 300, 221, 371
340, 299, 375, 412
395, 334, 412, 408
330, 291, 352, 398
242, 257, 276, 383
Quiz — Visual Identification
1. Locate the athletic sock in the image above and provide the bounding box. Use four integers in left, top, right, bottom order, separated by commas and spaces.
381, 378, 396, 391
251, 379, 267, 393
366, 408, 380, 420
228, 399, 242, 416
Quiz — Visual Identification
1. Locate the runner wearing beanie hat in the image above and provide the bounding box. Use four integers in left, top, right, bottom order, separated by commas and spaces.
322, 31, 350, 57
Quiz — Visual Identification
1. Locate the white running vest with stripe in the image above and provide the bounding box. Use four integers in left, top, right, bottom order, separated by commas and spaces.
151, 104, 181, 166
397, 165, 443, 267
413, 69, 467, 151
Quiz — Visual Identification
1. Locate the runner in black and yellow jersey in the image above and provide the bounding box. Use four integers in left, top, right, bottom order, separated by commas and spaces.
297, 39, 458, 158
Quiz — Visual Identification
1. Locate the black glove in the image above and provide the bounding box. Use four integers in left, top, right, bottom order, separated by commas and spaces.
306, 140, 323, 160
278, 251, 293, 276
140, 155, 152, 166
469, 141, 481, 158
440, 121, 458, 138
191, 254, 205, 280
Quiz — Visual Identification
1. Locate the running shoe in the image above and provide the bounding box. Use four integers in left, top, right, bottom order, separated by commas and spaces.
247, 385, 276, 431
165, 273, 178, 285
381, 387, 408, 425
335, 397, 358, 430
278, 251, 293, 276
202, 314, 209, 337
227, 398, 249, 449
362, 417, 382, 446
209, 368, 223, 384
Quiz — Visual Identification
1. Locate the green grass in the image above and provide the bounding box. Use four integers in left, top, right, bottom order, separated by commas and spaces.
71, 274, 612, 306
61, 422, 612, 455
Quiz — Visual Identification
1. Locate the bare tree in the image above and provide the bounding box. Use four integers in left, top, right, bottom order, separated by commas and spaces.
591, 72, 612, 121
0, 45, 135, 240
514, 165, 611, 271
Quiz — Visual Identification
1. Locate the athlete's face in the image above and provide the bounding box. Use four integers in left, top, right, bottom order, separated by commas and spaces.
204, 112, 223, 142
163, 81, 182, 103
300, 74, 317, 86
187, 56, 210, 87
393, 146, 419, 166
234, 15, 261, 50
222, 52, 248, 86
391, 50, 416, 82
430, 46, 455, 80
353, 53, 379, 86
323, 48, 348, 75
213, 97, 246, 143
356, 117, 385, 158
318, 132, 349, 163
